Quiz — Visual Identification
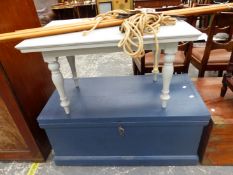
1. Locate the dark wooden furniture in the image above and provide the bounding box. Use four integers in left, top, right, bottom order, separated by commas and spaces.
132, 42, 191, 75
134, 0, 181, 8
52, 3, 97, 20
187, 12, 233, 77
77, 3, 97, 18
221, 51, 233, 96
0, 0, 54, 161
132, 7, 194, 75
194, 77, 233, 165
182, 0, 233, 6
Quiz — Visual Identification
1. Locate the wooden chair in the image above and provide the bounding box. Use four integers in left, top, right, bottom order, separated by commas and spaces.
186, 12, 233, 77
132, 5, 194, 75
221, 51, 233, 96
132, 42, 191, 75
134, 0, 181, 8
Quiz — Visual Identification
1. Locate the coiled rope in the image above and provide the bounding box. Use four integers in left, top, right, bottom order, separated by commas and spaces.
83, 10, 128, 36
84, 10, 176, 74
118, 12, 176, 73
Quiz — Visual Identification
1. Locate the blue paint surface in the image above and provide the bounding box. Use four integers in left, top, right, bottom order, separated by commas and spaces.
38, 74, 210, 166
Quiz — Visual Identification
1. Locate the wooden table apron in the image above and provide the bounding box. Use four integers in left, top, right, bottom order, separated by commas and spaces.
15, 19, 202, 114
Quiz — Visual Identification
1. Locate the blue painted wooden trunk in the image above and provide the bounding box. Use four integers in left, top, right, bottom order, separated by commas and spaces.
38, 74, 210, 166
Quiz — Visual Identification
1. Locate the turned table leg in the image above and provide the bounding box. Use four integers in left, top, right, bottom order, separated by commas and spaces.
160, 43, 177, 108
43, 56, 70, 114
152, 49, 161, 82
67, 56, 79, 87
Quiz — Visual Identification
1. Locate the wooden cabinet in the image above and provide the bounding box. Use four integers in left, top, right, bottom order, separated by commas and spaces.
51, 3, 97, 20
134, 0, 181, 8
0, 0, 54, 161
0, 97, 28, 152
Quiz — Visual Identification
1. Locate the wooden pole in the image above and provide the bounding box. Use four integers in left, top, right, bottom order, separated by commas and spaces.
0, 19, 123, 41
163, 3, 233, 16
1, 18, 120, 37
0, 3, 232, 42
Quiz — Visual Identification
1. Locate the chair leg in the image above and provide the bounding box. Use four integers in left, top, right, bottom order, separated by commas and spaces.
132, 59, 138, 75
139, 69, 145, 75
198, 70, 205, 77
220, 73, 228, 97
218, 70, 223, 77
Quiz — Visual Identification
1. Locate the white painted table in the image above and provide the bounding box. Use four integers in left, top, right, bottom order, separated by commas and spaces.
16, 19, 201, 114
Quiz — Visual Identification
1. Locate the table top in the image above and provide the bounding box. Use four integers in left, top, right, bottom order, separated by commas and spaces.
16, 19, 202, 53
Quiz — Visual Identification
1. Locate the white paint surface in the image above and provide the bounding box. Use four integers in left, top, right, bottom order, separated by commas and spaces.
15, 19, 202, 114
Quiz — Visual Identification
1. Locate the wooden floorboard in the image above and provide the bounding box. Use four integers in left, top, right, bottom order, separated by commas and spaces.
194, 77, 233, 121
194, 77, 233, 165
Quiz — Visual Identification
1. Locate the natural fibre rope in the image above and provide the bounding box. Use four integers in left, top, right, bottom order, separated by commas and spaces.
83, 10, 128, 36
84, 10, 176, 73
118, 12, 176, 73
